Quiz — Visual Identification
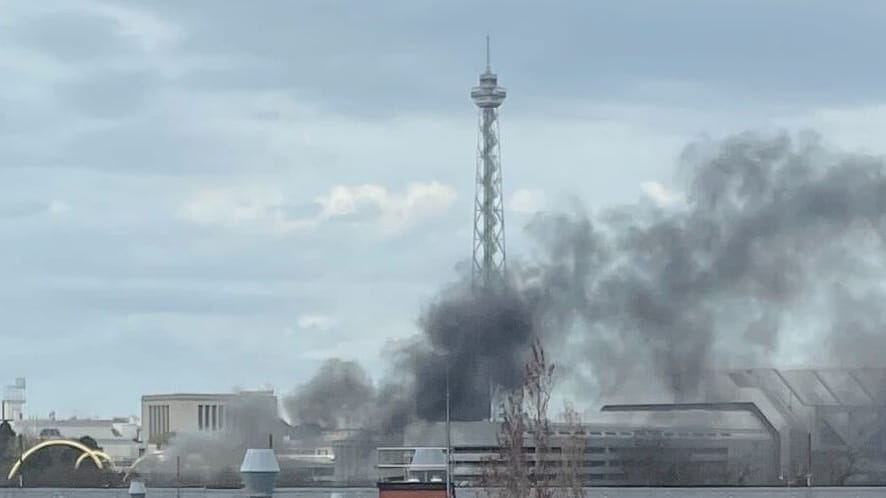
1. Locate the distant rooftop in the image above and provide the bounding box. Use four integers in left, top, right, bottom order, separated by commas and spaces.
601, 367, 886, 409
141, 390, 275, 402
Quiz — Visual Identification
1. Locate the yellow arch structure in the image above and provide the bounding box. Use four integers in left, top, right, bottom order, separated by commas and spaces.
123, 452, 158, 481
6, 440, 104, 481
74, 450, 114, 470
123, 453, 154, 482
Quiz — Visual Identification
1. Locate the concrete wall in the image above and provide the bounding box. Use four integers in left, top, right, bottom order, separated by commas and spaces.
142, 399, 202, 443
141, 392, 278, 445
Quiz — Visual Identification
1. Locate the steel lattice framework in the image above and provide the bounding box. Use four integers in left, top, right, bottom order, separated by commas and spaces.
471, 38, 508, 292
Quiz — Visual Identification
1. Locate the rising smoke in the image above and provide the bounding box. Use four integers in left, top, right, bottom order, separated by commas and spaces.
285, 359, 374, 430
409, 286, 535, 420
285, 357, 413, 434
285, 287, 535, 424
287, 131, 886, 425
530, 131, 886, 399
148, 394, 282, 479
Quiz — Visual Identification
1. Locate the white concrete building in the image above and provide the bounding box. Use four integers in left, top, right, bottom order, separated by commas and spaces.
140, 390, 279, 446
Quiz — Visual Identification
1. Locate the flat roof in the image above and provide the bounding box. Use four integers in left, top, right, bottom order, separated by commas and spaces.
141, 391, 274, 402
18, 418, 124, 426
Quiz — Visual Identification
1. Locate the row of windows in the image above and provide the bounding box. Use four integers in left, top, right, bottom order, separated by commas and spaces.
456, 446, 728, 456
570, 430, 735, 438
452, 459, 612, 468
291, 448, 332, 456
148, 404, 169, 441
198, 404, 224, 431
461, 470, 629, 482
446, 472, 627, 482
550, 428, 739, 438
454, 455, 727, 469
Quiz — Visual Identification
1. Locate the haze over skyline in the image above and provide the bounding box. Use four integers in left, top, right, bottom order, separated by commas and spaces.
4, 0, 886, 418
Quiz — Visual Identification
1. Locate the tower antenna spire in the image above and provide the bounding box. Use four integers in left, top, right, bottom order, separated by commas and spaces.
485, 35, 491, 71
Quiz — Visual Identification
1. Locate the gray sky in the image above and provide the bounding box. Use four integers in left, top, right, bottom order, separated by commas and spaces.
3, 0, 886, 418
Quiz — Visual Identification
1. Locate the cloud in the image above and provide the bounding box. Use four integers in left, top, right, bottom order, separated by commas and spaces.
297, 313, 336, 330
0, 200, 70, 220
47, 199, 70, 216
177, 186, 316, 234
5, 1, 181, 59
507, 188, 547, 214
178, 181, 456, 235
317, 182, 456, 233
81, 1, 182, 53
773, 104, 886, 155
640, 181, 684, 207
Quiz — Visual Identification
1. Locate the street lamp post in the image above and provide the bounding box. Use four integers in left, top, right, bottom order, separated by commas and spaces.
445, 357, 452, 498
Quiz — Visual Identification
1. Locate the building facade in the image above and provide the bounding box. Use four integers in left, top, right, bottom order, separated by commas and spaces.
390, 411, 776, 487
381, 368, 886, 487
140, 390, 278, 446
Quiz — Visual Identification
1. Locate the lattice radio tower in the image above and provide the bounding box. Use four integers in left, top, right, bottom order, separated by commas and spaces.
471, 37, 508, 292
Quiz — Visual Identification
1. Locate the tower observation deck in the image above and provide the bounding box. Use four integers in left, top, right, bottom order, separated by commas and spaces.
471, 37, 507, 293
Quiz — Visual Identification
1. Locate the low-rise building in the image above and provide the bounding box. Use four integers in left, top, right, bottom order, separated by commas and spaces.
13, 416, 143, 468
140, 390, 280, 447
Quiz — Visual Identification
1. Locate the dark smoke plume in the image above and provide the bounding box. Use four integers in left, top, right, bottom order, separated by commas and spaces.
291, 131, 886, 425
285, 358, 413, 434
404, 131, 886, 405
529, 131, 886, 399
285, 359, 374, 429
408, 286, 534, 420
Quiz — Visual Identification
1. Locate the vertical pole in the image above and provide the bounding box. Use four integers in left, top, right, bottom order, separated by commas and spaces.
269, 433, 274, 449
17, 434, 23, 488
489, 377, 494, 422
807, 431, 812, 487
176, 455, 181, 498
445, 357, 452, 498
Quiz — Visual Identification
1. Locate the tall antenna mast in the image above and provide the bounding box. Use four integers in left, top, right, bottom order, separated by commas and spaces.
485, 35, 491, 72
470, 37, 508, 293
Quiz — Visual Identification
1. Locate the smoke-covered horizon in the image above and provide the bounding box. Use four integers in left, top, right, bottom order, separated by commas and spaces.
285, 130, 886, 427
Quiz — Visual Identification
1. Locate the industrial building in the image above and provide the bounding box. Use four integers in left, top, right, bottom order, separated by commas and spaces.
386, 413, 774, 486
379, 368, 886, 487
600, 367, 886, 485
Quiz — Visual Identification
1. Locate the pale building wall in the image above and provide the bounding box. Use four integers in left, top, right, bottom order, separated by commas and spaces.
141, 391, 278, 444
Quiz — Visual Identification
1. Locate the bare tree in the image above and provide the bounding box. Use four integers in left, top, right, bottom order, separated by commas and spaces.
525, 339, 556, 498
482, 339, 557, 498
481, 386, 529, 498
559, 402, 586, 498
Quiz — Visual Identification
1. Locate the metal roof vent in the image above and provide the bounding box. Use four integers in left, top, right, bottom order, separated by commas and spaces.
240, 448, 280, 498
127, 480, 146, 498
